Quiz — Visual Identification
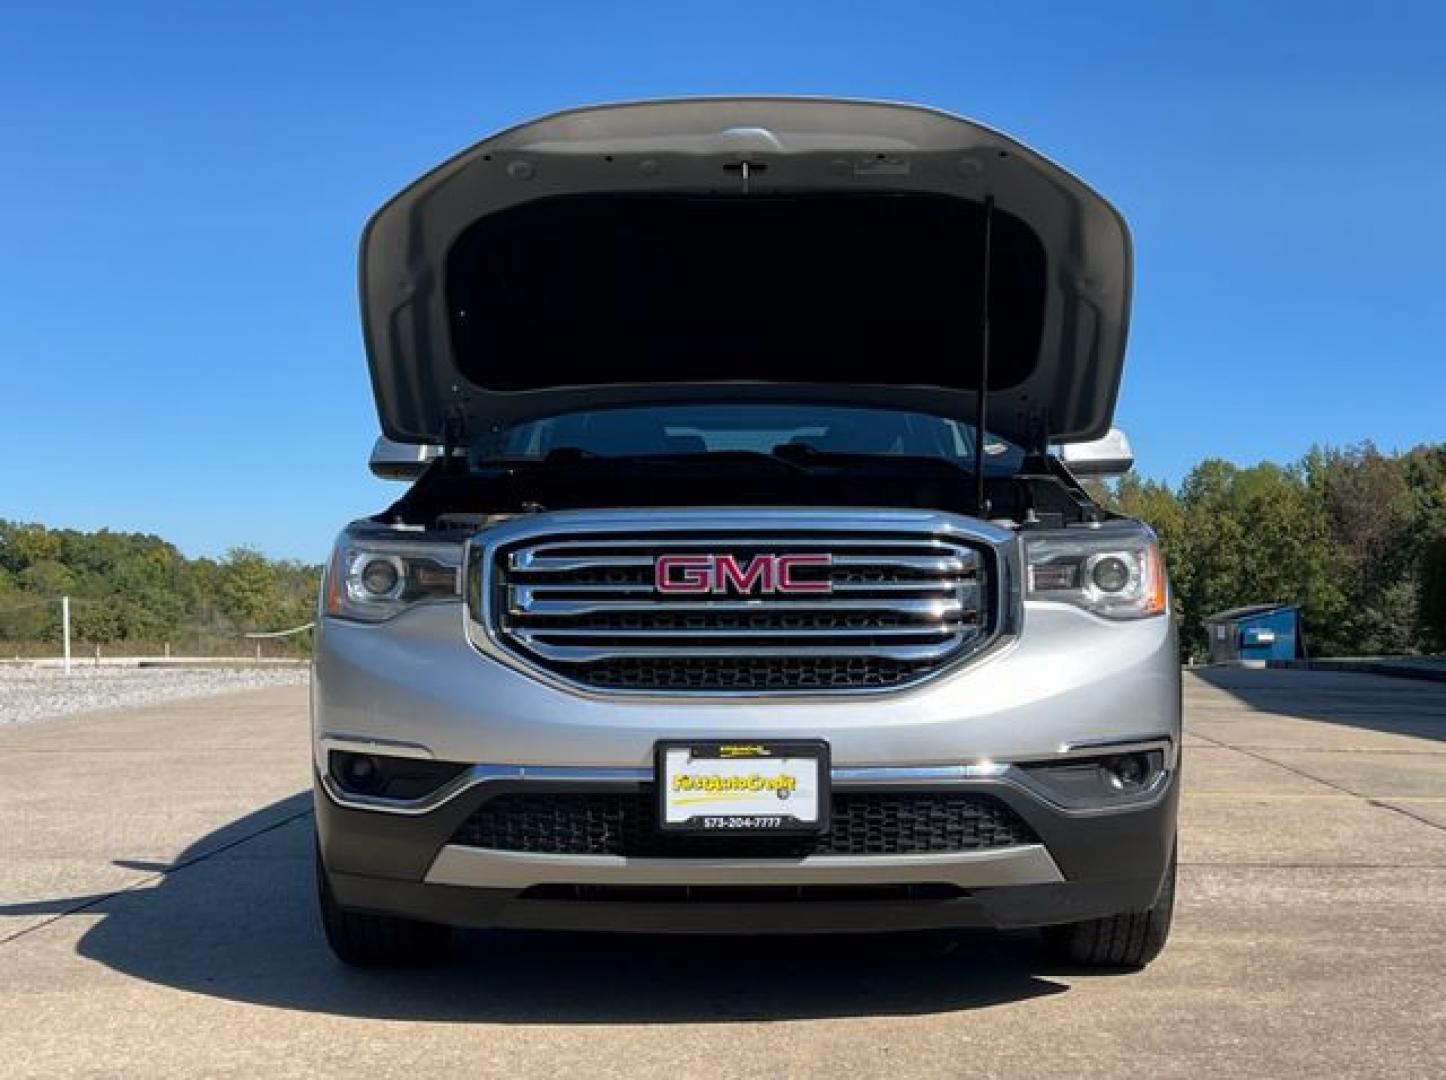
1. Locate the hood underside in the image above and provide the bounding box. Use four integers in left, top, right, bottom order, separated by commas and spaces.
360, 98, 1133, 450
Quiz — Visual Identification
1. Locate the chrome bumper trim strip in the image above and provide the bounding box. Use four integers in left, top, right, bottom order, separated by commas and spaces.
320, 734, 436, 761
1057, 734, 1177, 768
318, 763, 652, 816
423, 842, 1065, 889
318, 741, 1176, 819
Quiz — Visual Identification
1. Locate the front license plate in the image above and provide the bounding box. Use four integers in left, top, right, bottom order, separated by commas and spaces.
656, 740, 830, 834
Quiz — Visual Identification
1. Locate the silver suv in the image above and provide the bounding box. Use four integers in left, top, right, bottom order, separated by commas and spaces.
314, 99, 1179, 970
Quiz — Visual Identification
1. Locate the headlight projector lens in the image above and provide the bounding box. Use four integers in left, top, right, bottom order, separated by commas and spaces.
1090, 555, 1131, 593
360, 557, 402, 598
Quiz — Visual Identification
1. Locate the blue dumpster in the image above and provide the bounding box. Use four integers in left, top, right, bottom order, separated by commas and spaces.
1203, 603, 1302, 663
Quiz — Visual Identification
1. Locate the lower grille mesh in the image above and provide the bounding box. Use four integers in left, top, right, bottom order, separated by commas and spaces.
581, 656, 937, 691
451, 790, 1037, 858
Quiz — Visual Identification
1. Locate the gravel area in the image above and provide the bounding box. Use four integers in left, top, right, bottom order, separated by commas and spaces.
0, 665, 310, 724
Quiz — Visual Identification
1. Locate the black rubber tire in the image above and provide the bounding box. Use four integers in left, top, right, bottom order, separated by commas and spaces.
315, 846, 452, 967
1042, 849, 1177, 970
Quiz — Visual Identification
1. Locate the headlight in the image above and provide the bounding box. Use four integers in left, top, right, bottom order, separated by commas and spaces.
1024, 524, 1167, 620
323, 531, 463, 623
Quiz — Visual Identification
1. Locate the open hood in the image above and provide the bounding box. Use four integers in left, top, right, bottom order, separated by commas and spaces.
360, 98, 1132, 451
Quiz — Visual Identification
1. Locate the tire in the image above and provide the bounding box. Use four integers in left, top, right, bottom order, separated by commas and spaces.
1042, 848, 1176, 970
315, 845, 452, 967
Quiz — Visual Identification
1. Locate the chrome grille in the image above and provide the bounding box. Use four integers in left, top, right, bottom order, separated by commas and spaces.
473, 517, 996, 693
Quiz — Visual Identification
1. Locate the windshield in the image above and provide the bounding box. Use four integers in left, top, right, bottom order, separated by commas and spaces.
497, 405, 1024, 473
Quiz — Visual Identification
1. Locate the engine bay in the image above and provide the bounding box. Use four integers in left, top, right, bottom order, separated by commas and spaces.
375, 451, 1108, 533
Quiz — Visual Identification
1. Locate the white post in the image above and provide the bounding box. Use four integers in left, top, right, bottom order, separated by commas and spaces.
61, 596, 72, 675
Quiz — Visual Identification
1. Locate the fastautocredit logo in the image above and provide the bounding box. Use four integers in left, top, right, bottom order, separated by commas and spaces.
654, 553, 833, 595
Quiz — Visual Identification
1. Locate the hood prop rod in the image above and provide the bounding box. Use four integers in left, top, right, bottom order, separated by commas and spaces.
974, 195, 995, 516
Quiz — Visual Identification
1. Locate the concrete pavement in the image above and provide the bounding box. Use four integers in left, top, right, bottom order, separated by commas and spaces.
1, 670, 1443, 1078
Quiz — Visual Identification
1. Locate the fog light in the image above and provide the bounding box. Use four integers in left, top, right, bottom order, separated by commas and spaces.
339, 752, 384, 794
1104, 753, 1149, 790
1021, 748, 1168, 807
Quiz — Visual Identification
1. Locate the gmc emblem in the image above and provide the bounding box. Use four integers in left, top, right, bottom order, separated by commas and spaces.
654, 553, 834, 595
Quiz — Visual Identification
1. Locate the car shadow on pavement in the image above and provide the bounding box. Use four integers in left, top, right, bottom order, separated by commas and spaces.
12, 795, 1076, 1023
1193, 667, 1446, 744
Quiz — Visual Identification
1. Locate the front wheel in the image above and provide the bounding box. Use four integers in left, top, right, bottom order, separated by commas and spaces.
315, 845, 452, 967
1042, 849, 1176, 969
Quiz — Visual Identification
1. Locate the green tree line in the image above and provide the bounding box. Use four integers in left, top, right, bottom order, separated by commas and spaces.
1107, 442, 1446, 660
0, 522, 320, 655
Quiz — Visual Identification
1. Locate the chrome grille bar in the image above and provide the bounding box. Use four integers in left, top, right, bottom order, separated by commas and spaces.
512, 639, 968, 662
511, 536, 971, 554
503, 579, 964, 596
514, 625, 961, 641
510, 595, 968, 617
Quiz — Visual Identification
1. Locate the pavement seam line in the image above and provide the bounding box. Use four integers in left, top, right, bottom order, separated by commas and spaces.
1190, 729, 1371, 795
1368, 800, 1446, 835
1185, 746, 1446, 757
0, 807, 313, 947
1193, 729, 1446, 838
1196, 745, 1446, 757
1179, 861, 1446, 869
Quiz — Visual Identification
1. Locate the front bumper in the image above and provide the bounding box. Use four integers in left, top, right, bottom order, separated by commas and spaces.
315, 764, 1178, 933
313, 577, 1181, 933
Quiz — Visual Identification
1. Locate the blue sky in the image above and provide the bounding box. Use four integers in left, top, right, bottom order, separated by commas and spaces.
2, 2, 1443, 561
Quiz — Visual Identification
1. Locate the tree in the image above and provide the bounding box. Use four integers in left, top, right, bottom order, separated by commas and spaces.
1420, 536, 1446, 654
218, 547, 283, 632
17, 559, 75, 597
1173, 460, 1347, 658
0, 523, 62, 572
0, 522, 320, 653
1307, 444, 1417, 654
